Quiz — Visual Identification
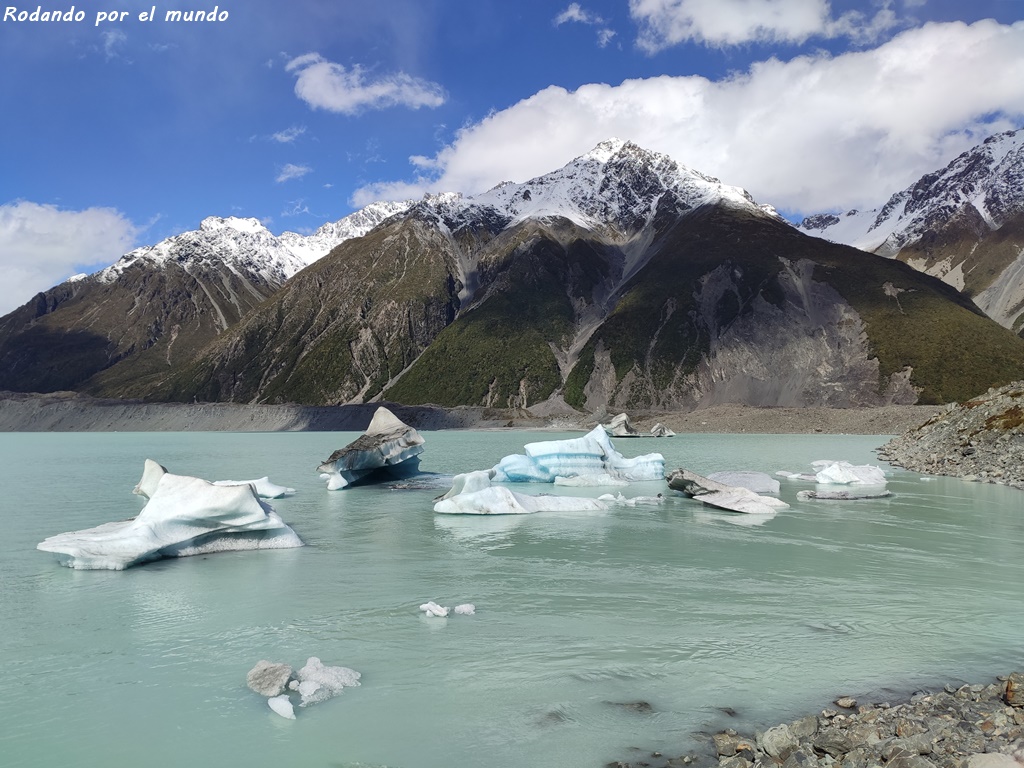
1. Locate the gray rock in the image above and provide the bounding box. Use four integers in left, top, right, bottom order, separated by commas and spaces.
759, 724, 799, 760
246, 660, 293, 697
813, 728, 854, 757
1005, 673, 1024, 707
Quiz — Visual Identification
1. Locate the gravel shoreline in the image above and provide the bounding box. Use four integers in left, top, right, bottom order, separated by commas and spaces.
0, 391, 944, 434
609, 674, 1024, 768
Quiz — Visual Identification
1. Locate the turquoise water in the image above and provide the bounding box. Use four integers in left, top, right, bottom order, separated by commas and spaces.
1, 430, 1022, 768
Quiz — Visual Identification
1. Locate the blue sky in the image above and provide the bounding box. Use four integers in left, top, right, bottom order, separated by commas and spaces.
2, 0, 1024, 314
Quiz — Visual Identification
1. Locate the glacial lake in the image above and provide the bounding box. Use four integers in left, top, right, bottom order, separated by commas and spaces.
2, 430, 1022, 768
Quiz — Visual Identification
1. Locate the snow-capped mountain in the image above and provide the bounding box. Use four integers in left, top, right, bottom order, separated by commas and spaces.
800, 128, 1024, 332
100, 200, 413, 287
409, 138, 775, 235
4, 138, 1023, 407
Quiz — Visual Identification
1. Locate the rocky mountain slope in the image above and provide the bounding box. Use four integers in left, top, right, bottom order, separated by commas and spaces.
151, 141, 1024, 410
0, 202, 409, 395
800, 128, 1024, 334
878, 380, 1024, 490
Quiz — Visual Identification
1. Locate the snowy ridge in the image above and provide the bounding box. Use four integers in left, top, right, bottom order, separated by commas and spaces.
95, 201, 413, 285
408, 138, 770, 237
800, 128, 1024, 255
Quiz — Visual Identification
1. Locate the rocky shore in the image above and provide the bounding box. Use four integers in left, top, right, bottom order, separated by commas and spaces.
610, 674, 1024, 768
878, 382, 1024, 491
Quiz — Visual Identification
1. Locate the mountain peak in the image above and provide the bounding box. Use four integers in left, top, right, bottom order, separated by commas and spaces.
199, 216, 269, 235
584, 137, 634, 163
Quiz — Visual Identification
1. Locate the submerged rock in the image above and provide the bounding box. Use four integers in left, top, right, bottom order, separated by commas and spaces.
797, 489, 892, 500
38, 459, 303, 570
317, 406, 425, 490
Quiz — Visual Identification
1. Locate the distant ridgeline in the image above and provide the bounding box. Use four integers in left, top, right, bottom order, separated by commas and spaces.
3, 138, 1024, 411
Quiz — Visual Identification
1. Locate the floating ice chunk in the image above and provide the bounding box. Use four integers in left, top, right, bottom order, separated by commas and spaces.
810, 460, 887, 485
38, 460, 303, 570
213, 477, 296, 499
650, 423, 675, 437
434, 470, 609, 515
603, 413, 640, 437
420, 601, 450, 617
666, 467, 788, 515
317, 406, 425, 490
776, 470, 817, 482
797, 489, 893, 500
554, 473, 628, 487
294, 657, 360, 707
598, 493, 666, 507
707, 471, 780, 495
492, 426, 663, 483
453, 603, 476, 615
268, 695, 295, 720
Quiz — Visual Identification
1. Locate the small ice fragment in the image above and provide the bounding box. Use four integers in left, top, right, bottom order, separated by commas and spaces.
419, 601, 450, 617
268, 695, 295, 719
453, 603, 475, 615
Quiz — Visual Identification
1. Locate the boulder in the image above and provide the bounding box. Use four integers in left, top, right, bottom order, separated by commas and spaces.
246, 660, 293, 697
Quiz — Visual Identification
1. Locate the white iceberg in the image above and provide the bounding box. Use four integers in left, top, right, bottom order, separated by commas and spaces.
598, 493, 666, 507
491, 426, 664, 484
666, 467, 788, 515
212, 477, 295, 499
420, 600, 450, 617
290, 656, 361, 707
453, 603, 476, 615
811, 460, 887, 486
268, 695, 295, 720
707, 471, 780, 495
38, 459, 304, 570
434, 469, 609, 515
554, 473, 628, 487
603, 413, 640, 437
317, 406, 425, 490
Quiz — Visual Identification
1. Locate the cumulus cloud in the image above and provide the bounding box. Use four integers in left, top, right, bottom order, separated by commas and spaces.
286, 53, 446, 114
276, 163, 312, 183
352, 20, 1024, 217
0, 201, 140, 316
629, 0, 901, 50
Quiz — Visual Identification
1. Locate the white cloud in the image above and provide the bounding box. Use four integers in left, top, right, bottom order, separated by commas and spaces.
0, 201, 141, 316
554, 3, 605, 26
629, 0, 901, 50
597, 28, 618, 47
352, 20, 1024, 218
276, 163, 312, 183
271, 125, 306, 143
285, 53, 446, 115
101, 29, 128, 60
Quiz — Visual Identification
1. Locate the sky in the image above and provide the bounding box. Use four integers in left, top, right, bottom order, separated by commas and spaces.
2, 0, 1024, 315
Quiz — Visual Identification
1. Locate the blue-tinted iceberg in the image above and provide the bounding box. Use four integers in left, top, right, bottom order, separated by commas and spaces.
434, 469, 609, 515
492, 426, 664, 483
37, 459, 303, 570
317, 406, 425, 490
811, 460, 887, 485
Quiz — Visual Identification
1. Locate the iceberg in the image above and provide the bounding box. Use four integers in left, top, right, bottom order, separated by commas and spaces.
317, 406, 425, 490
796, 489, 893, 500
707, 471, 780, 495
650, 422, 675, 437
38, 459, 303, 570
666, 467, 789, 515
212, 477, 295, 499
268, 695, 295, 720
289, 656, 361, 707
420, 600, 450, 617
491, 426, 664, 483
603, 413, 641, 437
434, 469, 609, 515
811, 460, 887, 485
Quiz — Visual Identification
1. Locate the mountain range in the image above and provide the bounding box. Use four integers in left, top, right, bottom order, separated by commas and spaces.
800, 128, 1024, 335
2, 136, 1024, 411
